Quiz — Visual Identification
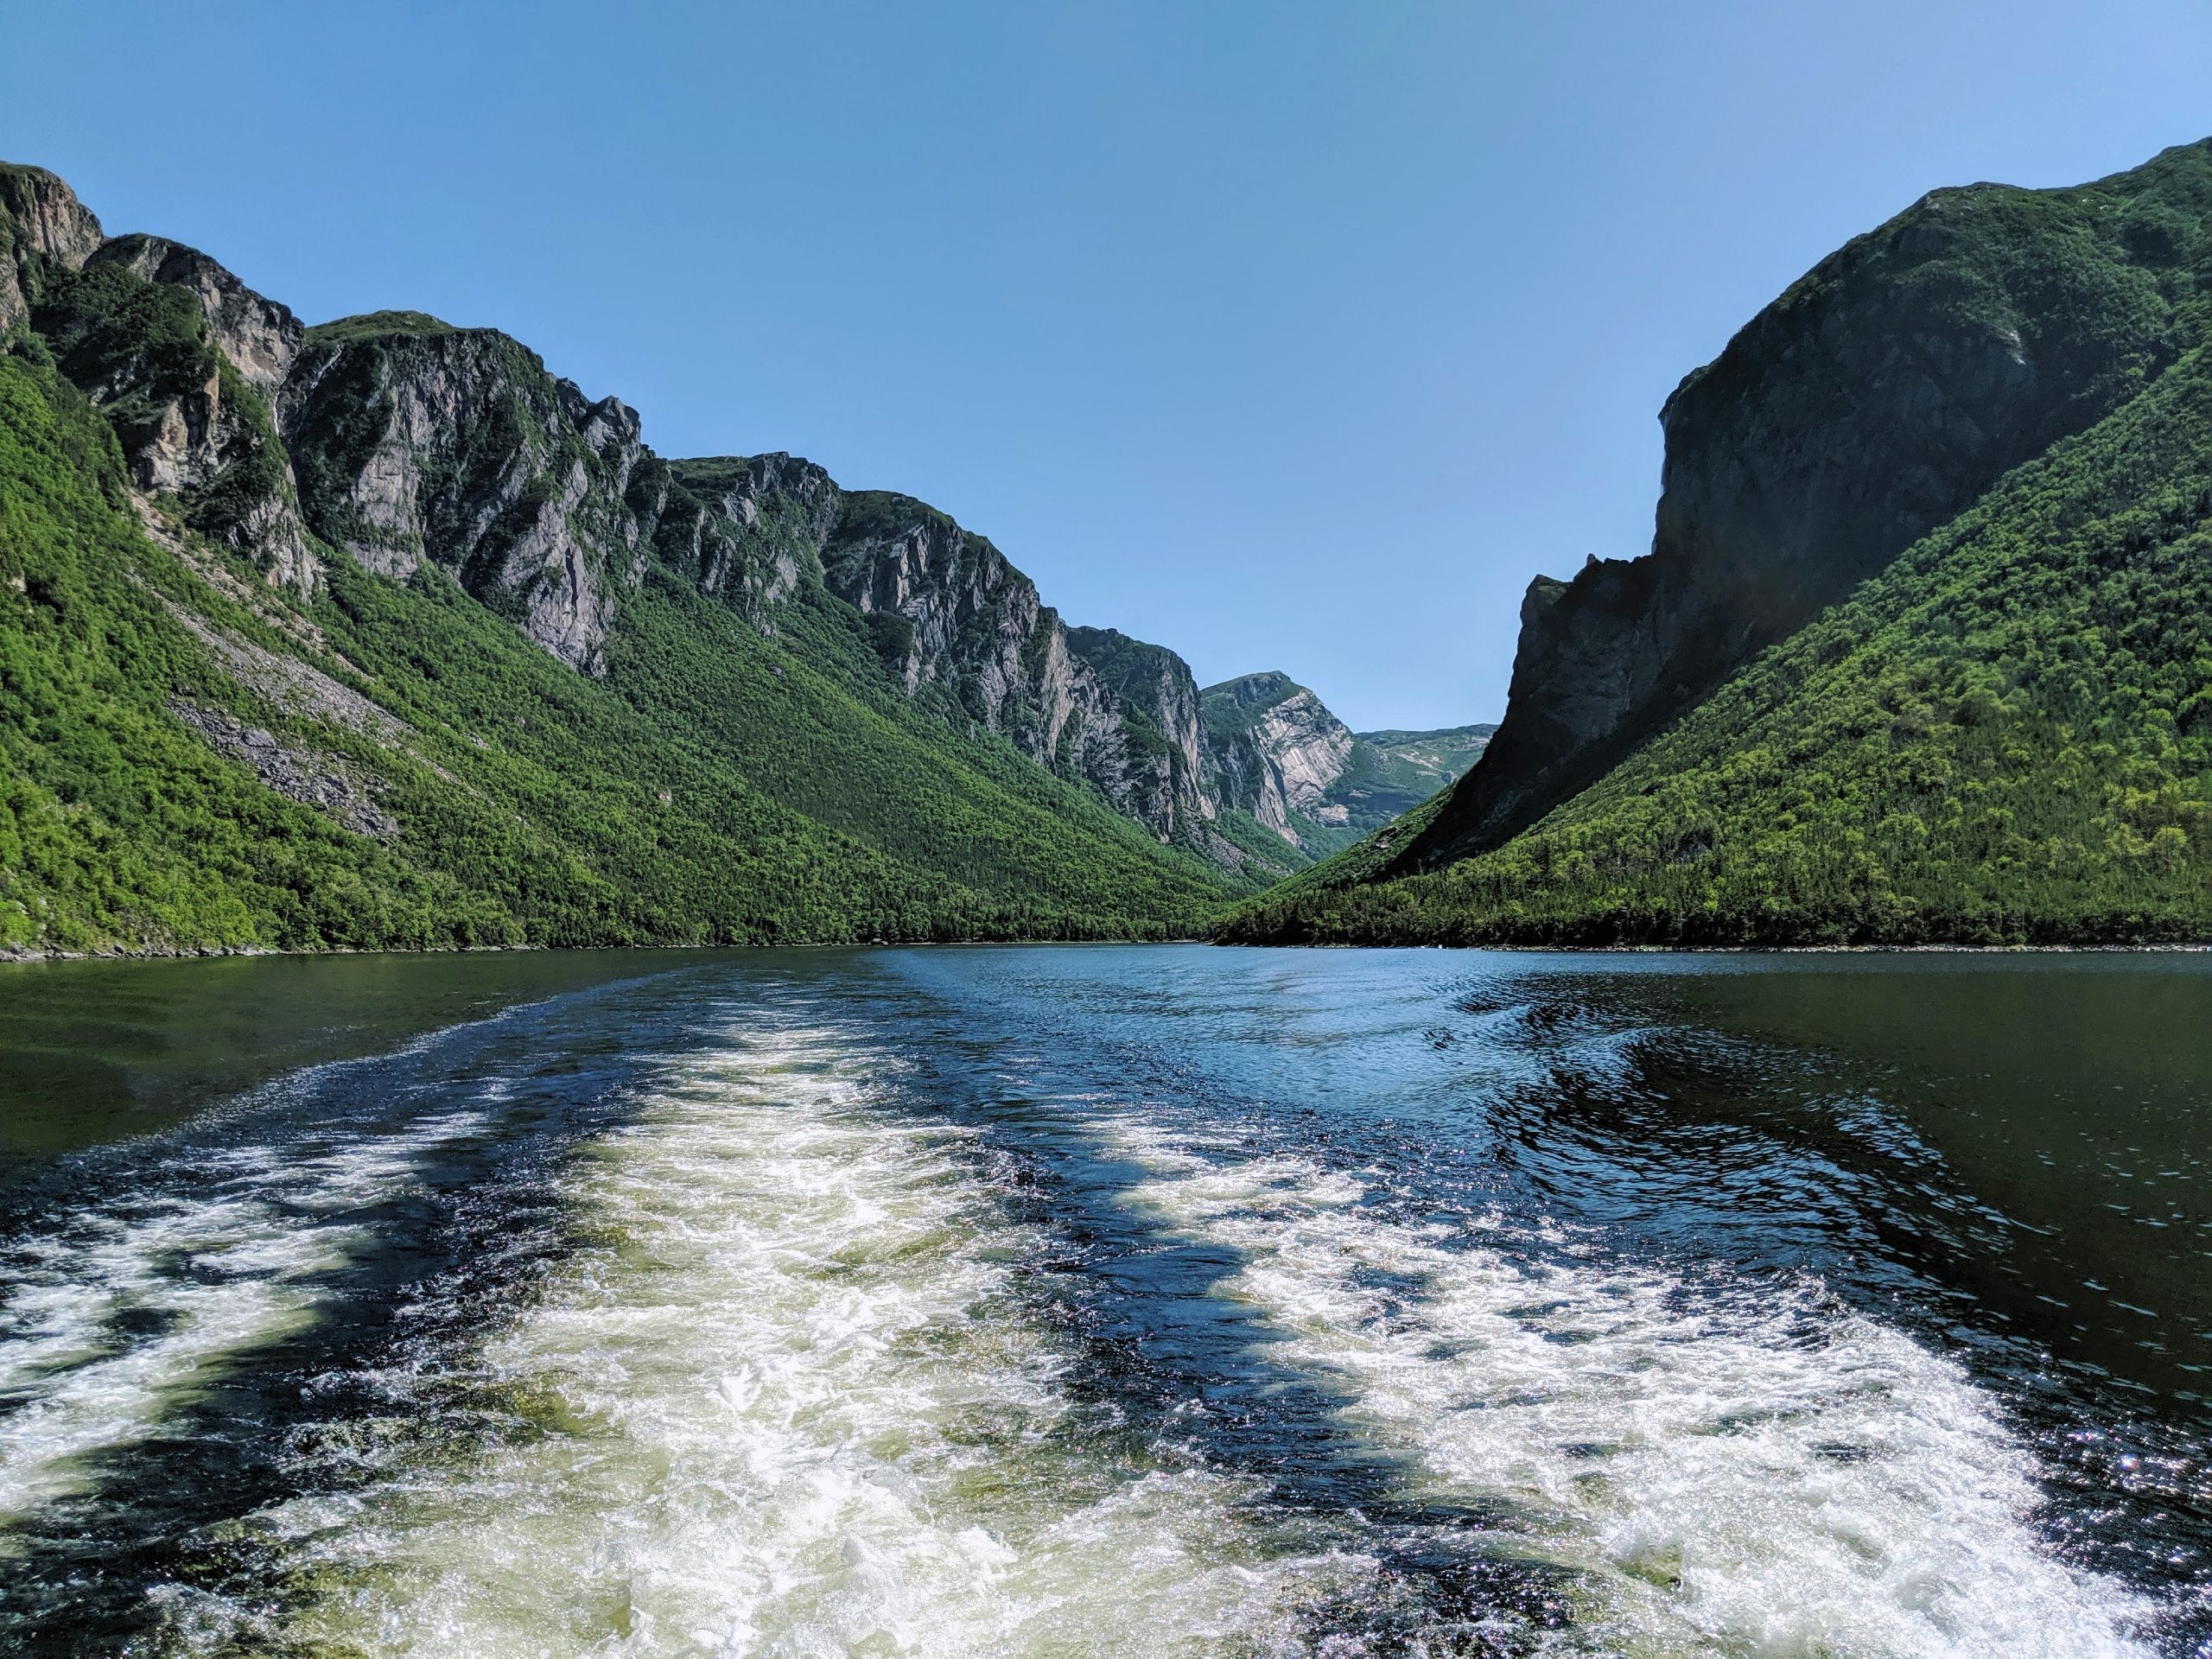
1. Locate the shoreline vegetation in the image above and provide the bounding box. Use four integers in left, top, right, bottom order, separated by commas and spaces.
6, 937, 2206, 965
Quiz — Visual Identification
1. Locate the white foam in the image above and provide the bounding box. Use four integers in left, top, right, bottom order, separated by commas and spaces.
14, 995, 2168, 1655
266, 1018, 1370, 1656
0, 1109, 486, 1524
1103, 1120, 2162, 1658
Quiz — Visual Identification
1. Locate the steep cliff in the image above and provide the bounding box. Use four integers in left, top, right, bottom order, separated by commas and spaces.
0, 160, 1272, 952
1064, 626, 1209, 785
1399, 138, 2212, 873
279, 315, 654, 671
89, 234, 302, 393
1228, 138, 2212, 946
649, 452, 839, 622
1200, 672, 1356, 842
814, 496, 1207, 844
274, 308, 1249, 849
3, 167, 316, 591
0, 164, 101, 334
1192, 672, 1491, 859
0, 168, 1326, 866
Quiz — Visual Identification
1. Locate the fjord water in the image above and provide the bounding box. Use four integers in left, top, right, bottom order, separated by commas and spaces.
0, 949, 2206, 1655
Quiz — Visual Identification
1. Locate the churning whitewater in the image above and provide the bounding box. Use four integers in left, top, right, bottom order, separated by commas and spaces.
262, 1020, 1371, 1654
0, 948, 2196, 1656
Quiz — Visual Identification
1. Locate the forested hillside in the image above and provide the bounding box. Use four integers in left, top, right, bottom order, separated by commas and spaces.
1227, 139, 2212, 946
0, 164, 1249, 952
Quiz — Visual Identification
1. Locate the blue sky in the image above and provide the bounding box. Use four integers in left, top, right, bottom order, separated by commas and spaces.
7, 2, 2211, 728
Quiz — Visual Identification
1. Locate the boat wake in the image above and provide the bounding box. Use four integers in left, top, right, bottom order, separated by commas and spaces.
0, 969, 2180, 1656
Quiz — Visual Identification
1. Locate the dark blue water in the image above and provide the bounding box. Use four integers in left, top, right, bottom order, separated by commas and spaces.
0, 946, 2205, 1656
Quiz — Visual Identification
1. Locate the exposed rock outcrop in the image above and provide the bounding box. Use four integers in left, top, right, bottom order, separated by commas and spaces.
270, 321, 1245, 846
89, 234, 303, 392
1064, 625, 1215, 824
1192, 674, 1494, 854
645, 453, 842, 623
1405, 143, 2209, 871
0, 163, 103, 332
1200, 671, 1357, 842
818, 495, 1217, 842
279, 317, 649, 671
3, 180, 318, 593
167, 699, 398, 840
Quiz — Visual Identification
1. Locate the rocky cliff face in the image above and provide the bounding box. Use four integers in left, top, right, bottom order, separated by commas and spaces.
647, 453, 840, 623
90, 234, 303, 393
1064, 626, 1214, 820
277, 321, 853, 672
3, 166, 316, 591
1407, 142, 2211, 871
1200, 671, 1357, 842
0, 158, 1333, 867
1194, 674, 1498, 855
0, 164, 102, 333
1074, 645, 1487, 868
270, 317, 1237, 841
817, 497, 1220, 844
279, 317, 651, 671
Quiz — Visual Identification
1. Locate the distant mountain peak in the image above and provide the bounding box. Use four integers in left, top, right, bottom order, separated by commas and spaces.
1202, 669, 1306, 703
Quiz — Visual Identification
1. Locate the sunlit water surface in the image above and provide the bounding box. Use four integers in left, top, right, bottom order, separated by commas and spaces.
0, 946, 2206, 1656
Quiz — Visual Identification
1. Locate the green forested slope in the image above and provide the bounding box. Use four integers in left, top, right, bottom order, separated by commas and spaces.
1224, 346, 2212, 946
1393, 139, 2212, 876
0, 353, 1230, 952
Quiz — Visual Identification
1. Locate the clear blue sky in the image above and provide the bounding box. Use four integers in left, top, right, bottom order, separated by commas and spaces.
7, 2, 2210, 729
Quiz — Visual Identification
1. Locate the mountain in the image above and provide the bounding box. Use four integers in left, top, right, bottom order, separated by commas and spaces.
1198, 671, 1357, 853
1052, 624, 1300, 879
1357, 725, 1494, 791
1195, 671, 1494, 860
1228, 137, 2212, 946
0, 162, 1281, 953
1035, 639, 1493, 878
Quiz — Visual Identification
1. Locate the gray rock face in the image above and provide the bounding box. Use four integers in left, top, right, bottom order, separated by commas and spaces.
269, 322, 1242, 847
1193, 677, 1495, 855
197, 449, 319, 595
1199, 671, 1357, 843
0, 163, 103, 330
1070, 635, 1477, 870
647, 453, 841, 623
2, 172, 319, 593
265, 311, 1241, 844
168, 699, 398, 840
1065, 626, 1210, 799
818, 496, 1214, 842
90, 234, 303, 392
1063, 625, 1224, 847
1407, 152, 2201, 871
280, 321, 648, 671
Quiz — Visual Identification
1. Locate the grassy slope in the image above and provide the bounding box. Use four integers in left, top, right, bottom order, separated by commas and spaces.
1205, 805, 1318, 878
1224, 346, 2212, 946
0, 354, 1232, 952
1357, 725, 1495, 788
